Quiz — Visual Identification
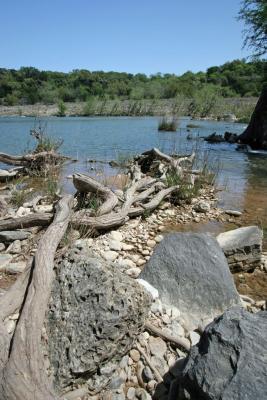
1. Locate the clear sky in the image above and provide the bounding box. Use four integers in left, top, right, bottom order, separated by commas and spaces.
0, 0, 249, 75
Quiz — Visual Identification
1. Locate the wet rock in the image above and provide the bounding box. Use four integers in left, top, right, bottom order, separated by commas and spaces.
140, 233, 241, 330
0, 230, 31, 242
179, 307, 267, 400
45, 253, 151, 389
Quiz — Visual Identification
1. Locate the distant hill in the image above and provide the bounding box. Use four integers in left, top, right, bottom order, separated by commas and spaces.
0, 59, 265, 106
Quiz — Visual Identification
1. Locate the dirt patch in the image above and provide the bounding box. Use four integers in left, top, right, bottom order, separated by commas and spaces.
234, 269, 267, 301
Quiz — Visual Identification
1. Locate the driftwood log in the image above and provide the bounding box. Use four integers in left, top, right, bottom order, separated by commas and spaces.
0, 195, 73, 400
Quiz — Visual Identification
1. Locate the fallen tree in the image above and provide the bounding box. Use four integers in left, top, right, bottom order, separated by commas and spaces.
0, 195, 73, 400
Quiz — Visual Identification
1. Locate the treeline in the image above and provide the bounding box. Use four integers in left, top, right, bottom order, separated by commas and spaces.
0, 59, 265, 106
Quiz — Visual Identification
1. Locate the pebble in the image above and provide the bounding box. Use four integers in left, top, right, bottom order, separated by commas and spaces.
110, 231, 123, 242
147, 240, 156, 248
0, 243, 5, 251
189, 330, 201, 346
127, 387, 136, 400
137, 258, 146, 267
102, 250, 118, 262
0, 254, 13, 270
154, 235, 163, 243
143, 366, 154, 382
5, 319, 16, 334
4, 261, 27, 274
6, 240, 21, 254
16, 206, 31, 217
109, 240, 122, 251
125, 267, 141, 278
122, 243, 134, 251
129, 349, 140, 362
135, 388, 152, 400
151, 299, 163, 315
148, 336, 167, 358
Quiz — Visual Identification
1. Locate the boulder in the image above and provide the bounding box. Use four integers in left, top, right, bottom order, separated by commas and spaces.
217, 226, 262, 272
140, 233, 241, 329
179, 307, 267, 400
45, 252, 151, 389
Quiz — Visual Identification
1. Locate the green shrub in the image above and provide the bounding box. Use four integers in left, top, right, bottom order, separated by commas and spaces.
158, 117, 178, 131
57, 100, 66, 117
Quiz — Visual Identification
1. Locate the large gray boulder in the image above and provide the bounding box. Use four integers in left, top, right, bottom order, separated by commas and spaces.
217, 226, 263, 272
179, 307, 267, 400
140, 233, 240, 329
44, 251, 151, 389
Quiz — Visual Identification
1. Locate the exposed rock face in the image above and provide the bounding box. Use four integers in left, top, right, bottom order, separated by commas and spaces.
217, 226, 262, 272
140, 233, 241, 329
45, 252, 151, 389
179, 307, 267, 400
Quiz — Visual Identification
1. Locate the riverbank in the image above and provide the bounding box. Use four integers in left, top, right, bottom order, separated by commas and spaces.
0, 97, 257, 121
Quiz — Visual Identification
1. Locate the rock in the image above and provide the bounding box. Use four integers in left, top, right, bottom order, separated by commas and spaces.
137, 259, 146, 267
129, 349, 140, 362
125, 267, 141, 278
122, 243, 134, 251
179, 307, 267, 400
118, 259, 136, 269
109, 240, 122, 251
224, 209, 242, 217
188, 331, 200, 346
193, 201, 210, 213
155, 234, 163, 243
148, 336, 167, 358
217, 226, 263, 272
147, 240, 156, 248
6, 239, 21, 254
102, 250, 118, 262
4, 261, 27, 274
74, 238, 93, 249
110, 231, 123, 242
151, 299, 163, 315
0, 230, 31, 242
45, 253, 151, 389
5, 319, 16, 334
0, 242, 5, 251
135, 388, 152, 400
140, 233, 241, 330
136, 279, 159, 300
0, 254, 13, 269
127, 387, 136, 399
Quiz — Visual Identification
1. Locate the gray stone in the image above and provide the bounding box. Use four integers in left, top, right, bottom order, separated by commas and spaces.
149, 336, 167, 358
5, 261, 27, 274
0, 254, 13, 269
45, 253, 151, 389
193, 201, 210, 213
109, 239, 122, 251
0, 230, 31, 242
102, 250, 118, 262
109, 230, 123, 242
136, 279, 159, 300
140, 233, 241, 330
179, 307, 267, 400
135, 388, 152, 400
6, 239, 21, 254
127, 387, 136, 399
0, 242, 5, 251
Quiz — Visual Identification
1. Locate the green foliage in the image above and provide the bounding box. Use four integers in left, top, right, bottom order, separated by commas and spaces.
82, 97, 95, 116
158, 117, 178, 131
239, 0, 267, 56
10, 188, 29, 207
0, 60, 265, 107
57, 100, 66, 117
34, 135, 63, 153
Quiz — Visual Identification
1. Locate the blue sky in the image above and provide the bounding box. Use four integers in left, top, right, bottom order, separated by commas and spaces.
0, 0, 249, 75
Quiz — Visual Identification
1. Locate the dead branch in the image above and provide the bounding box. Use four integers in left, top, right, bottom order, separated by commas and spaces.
144, 321, 190, 352
0, 195, 73, 400
0, 213, 53, 230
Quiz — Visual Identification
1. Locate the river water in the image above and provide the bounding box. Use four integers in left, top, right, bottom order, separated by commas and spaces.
0, 116, 266, 248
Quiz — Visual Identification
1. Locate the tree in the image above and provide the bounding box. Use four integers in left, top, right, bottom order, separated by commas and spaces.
238, 0, 267, 149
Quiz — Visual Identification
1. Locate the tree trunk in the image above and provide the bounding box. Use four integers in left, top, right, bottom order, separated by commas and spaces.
238, 86, 267, 149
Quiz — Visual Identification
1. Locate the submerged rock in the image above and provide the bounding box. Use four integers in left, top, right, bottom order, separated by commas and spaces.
179, 307, 267, 400
45, 253, 151, 389
140, 233, 240, 329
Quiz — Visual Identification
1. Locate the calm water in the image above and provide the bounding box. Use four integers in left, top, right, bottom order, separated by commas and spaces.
0, 116, 266, 246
